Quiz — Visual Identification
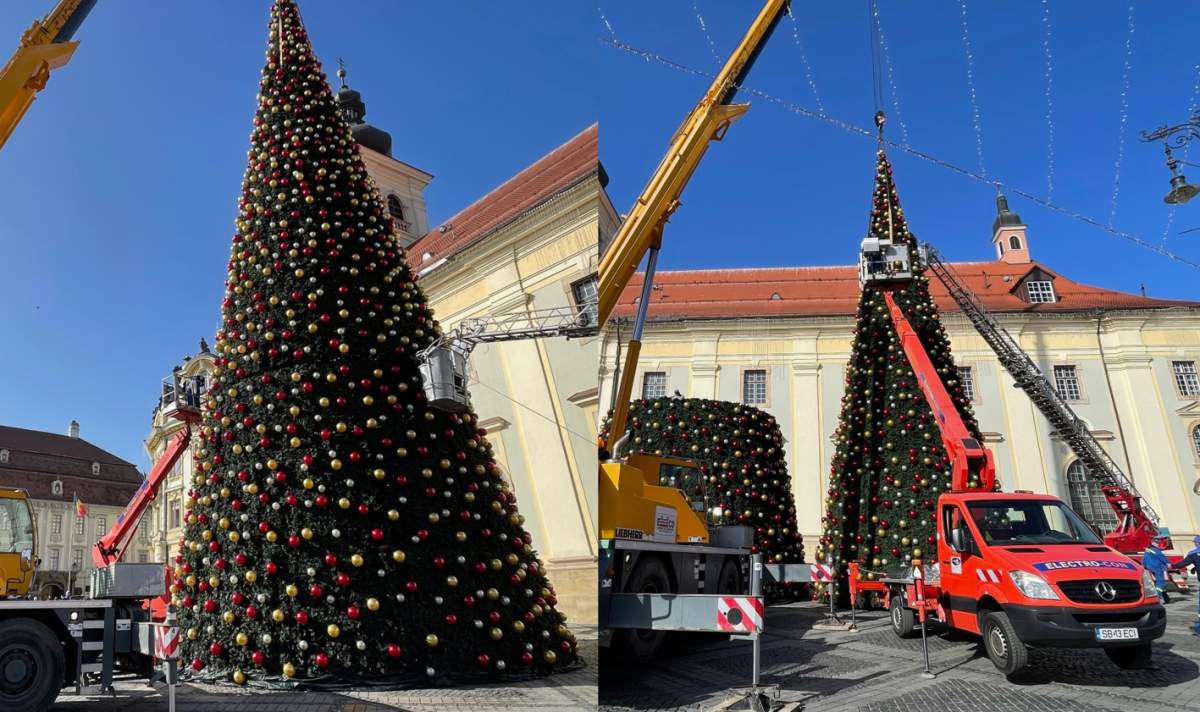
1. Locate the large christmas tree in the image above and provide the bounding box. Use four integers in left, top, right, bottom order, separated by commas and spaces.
815, 147, 984, 591
173, 0, 576, 685
600, 397, 804, 566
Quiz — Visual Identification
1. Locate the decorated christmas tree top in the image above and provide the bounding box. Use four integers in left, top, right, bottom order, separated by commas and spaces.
173, 0, 576, 686
816, 139, 983, 592
600, 397, 804, 566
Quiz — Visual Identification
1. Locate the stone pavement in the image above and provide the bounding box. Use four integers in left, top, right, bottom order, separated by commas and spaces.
599, 596, 1200, 712
50, 626, 598, 712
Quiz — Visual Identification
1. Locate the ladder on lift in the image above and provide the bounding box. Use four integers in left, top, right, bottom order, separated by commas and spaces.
922, 245, 1159, 531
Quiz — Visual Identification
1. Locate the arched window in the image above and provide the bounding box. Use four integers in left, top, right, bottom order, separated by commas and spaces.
91, 462, 100, 476
387, 194, 405, 222
0, 449, 8, 464
1066, 461, 1118, 533
1009, 235, 1022, 250
1192, 424, 1200, 458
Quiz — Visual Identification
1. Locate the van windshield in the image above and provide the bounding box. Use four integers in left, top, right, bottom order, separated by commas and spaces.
966, 500, 1102, 546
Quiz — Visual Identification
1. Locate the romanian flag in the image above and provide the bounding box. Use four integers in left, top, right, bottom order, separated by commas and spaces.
73, 494, 87, 518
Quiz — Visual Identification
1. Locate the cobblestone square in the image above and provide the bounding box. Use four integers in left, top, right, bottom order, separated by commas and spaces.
49, 626, 598, 712
599, 596, 1200, 712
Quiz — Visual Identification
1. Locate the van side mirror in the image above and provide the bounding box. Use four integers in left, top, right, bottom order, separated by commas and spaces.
950, 526, 966, 553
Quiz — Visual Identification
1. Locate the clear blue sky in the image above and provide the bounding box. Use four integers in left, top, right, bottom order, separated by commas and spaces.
0, 1, 595, 467
598, 2, 1200, 296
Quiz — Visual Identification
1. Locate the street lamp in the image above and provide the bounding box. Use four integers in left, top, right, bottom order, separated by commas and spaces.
1140, 111, 1200, 205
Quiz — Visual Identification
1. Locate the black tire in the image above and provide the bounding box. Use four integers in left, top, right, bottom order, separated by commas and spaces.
1105, 644, 1153, 669
0, 617, 64, 712
890, 594, 917, 638
615, 557, 671, 665
980, 611, 1029, 676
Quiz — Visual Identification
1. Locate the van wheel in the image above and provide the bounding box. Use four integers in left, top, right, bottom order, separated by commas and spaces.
980, 611, 1028, 676
0, 618, 64, 712
890, 595, 916, 638
1105, 644, 1152, 669
616, 557, 671, 664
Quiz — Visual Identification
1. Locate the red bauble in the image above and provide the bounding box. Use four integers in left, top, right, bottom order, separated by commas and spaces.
521, 652, 534, 666
387, 644, 402, 658
346, 605, 360, 620
210, 642, 223, 656
295, 610, 309, 625
370, 528, 384, 541
314, 652, 329, 668
477, 653, 490, 667
336, 572, 350, 587
191, 658, 205, 671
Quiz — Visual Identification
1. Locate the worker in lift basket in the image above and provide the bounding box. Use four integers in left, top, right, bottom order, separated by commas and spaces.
1142, 537, 1171, 603
1169, 535, 1200, 636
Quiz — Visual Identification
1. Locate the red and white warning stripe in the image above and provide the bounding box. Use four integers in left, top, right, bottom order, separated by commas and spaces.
716, 596, 764, 633
154, 625, 179, 660
810, 563, 835, 582
975, 568, 1002, 584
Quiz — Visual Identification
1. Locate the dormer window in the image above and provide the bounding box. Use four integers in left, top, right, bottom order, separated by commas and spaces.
0, 449, 7, 464
1026, 280, 1056, 304
1009, 235, 1022, 250
91, 462, 101, 476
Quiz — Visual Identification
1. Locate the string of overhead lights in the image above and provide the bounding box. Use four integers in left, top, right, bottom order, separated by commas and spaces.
958, 0, 987, 179
598, 36, 1200, 272
870, 1, 910, 147
1108, 3, 1137, 228
1161, 63, 1200, 245
692, 0, 723, 67
787, 3, 826, 117
597, 5, 617, 39
1041, 0, 1056, 202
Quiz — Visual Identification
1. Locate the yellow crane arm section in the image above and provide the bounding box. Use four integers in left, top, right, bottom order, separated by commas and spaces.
0, 0, 97, 152
598, 0, 789, 450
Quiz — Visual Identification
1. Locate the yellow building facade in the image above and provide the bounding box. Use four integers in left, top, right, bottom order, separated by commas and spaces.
601, 203, 1200, 555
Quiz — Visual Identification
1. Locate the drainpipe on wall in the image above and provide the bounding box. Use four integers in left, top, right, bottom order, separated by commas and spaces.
1096, 311, 1137, 481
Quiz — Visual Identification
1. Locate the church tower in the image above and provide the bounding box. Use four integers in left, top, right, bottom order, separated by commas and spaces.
334, 62, 433, 249
991, 193, 1030, 265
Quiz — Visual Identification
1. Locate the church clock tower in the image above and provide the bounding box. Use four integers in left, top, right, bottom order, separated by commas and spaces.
334, 62, 433, 249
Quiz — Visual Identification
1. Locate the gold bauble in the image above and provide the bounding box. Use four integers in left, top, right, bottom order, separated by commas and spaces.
327, 624, 340, 638
272, 609, 285, 623
286, 584, 299, 597
232, 670, 246, 685
489, 627, 503, 640
392, 550, 406, 563
235, 632, 249, 646
366, 597, 380, 611
425, 634, 439, 647
282, 662, 296, 678
544, 651, 558, 664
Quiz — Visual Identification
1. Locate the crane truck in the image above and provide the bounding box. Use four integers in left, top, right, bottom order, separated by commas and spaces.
849, 233, 1166, 676
0, 0, 96, 151
597, 0, 811, 666
0, 374, 201, 711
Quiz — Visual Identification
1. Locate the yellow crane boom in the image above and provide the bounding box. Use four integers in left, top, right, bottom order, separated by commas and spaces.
0, 0, 97, 152
598, 0, 790, 450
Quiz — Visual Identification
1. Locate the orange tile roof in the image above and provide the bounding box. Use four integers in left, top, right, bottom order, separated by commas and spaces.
409, 124, 598, 268
612, 261, 1198, 321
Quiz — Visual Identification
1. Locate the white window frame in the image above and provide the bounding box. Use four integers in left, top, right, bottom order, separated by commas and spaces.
1053, 364, 1082, 402
571, 274, 599, 327
1026, 280, 1056, 304
1065, 460, 1118, 533
94, 516, 106, 535
641, 371, 667, 399
957, 366, 976, 403
742, 368, 768, 406
71, 548, 83, 570
50, 513, 62, 536
74, 517, 84, 536
1172, 361, 1200, 398
1192, 424, 1200, 460
48, 548, 60, 571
